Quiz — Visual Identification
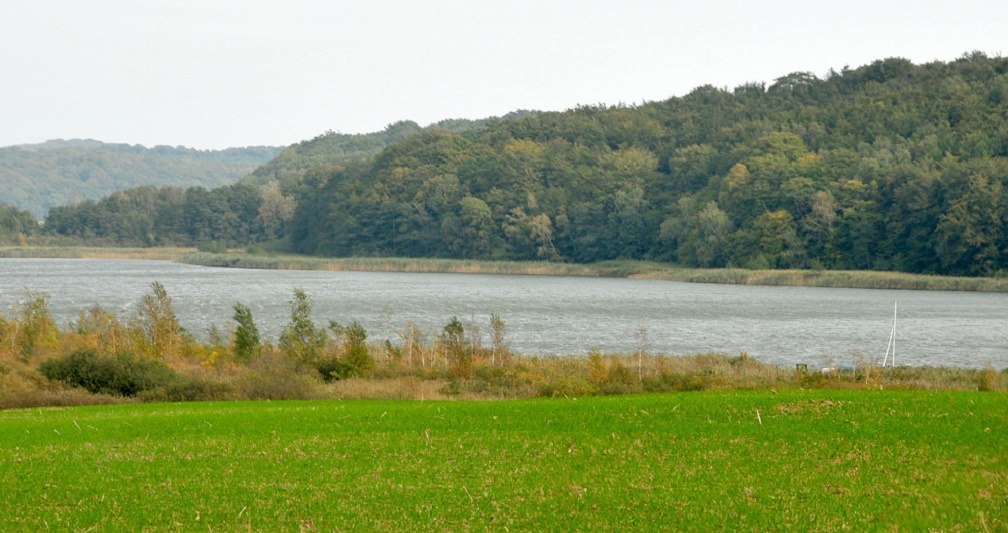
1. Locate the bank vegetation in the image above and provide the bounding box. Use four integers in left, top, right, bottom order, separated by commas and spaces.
2, 284, 1004, 410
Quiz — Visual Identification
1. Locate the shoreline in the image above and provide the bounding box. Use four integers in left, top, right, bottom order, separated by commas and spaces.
3, 246, 1008, 292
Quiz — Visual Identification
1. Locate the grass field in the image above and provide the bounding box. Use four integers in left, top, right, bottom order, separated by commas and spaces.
2, 390, 1005, 531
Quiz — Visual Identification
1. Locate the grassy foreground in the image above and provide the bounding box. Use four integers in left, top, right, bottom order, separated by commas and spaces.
2, 390, 1005, 531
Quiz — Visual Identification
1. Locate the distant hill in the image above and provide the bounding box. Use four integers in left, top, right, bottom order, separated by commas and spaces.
242, 114, 535, 187
0, 140, 282, 217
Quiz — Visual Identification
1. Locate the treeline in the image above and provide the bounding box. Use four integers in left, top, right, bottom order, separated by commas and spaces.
0, 139, 281, 218
0, 203, 39, 244
39, 53, 1008, 276
43, 182, 295, 247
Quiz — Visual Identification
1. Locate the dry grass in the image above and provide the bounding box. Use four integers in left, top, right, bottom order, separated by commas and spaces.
0, 246, 195, 260
0, 359, 124, 409
6, 247, 1007, 291
636, 267, 1008, 292
321, 376, 453, 400
179, 252, 1008, 292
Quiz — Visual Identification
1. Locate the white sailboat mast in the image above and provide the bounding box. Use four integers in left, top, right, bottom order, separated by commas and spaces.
892, 300, 897, 367
882, 300, 897, 368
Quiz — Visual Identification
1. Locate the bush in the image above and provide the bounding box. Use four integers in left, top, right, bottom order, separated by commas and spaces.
237, 352, 316, 400
978, 366, 1002, 391
315, 356, 353, 383
196, 241, 227, 253
141, 377, 234, 402
0, 359, 123, 409
39, 349, 177, 397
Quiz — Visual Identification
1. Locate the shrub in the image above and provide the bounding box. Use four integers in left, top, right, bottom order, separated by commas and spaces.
455, 365, 528, 398
231, 302, 261, 363
141, 377, 234, 402
39, 349, 177, 397
978, 365, 1002, 391
536, 374, 596, 398
315, 356, 353, 383
442, 316, 472, 378
12, 291, 59, 361
587, 351, 609, 389
342, 321, 373, 377
0, 360, 122, 409
237, 351, 316, 400
196, 241, 227, 253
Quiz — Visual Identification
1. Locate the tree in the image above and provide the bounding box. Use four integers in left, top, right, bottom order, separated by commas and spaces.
733, 210, 805, 269
231, 303, 261, 363
441, 316, 471, 377
12, 291, 58, 361
606, 185, 652, 258
135, 282, 183, 359
257, 181, 296, 240
0, 203, 39, 244
341, 320, 372, 376
447, 196, 494, 258
74, 304, 128, 355
279, 288, 326, 366
489, 314, 509, 366
934, 174, 1004, 275
660, 198, 733, 267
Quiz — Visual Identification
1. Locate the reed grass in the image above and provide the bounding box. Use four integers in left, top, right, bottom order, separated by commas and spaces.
181, 252, 1008, 292
0, 246, 195, 260
5, 247, 1006, 291
182, 252, 600, 276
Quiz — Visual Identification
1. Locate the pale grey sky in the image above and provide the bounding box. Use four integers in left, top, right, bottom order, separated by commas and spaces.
1, 1, 1005, 149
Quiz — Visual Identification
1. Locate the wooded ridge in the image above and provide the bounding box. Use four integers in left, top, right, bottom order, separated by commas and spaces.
8, 53, 1008, 277
0, 140, 281, 218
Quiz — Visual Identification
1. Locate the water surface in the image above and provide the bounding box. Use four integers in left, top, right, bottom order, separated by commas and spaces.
1, 258, 1005, 368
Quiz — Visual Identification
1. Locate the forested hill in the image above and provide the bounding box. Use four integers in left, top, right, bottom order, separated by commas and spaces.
39, 53, 1008, 276
289, 53, 1008, 276
241, 114, 533, 188
0, 140, 281, 217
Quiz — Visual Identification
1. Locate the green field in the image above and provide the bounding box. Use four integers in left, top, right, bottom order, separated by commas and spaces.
2, 390, 1005, 531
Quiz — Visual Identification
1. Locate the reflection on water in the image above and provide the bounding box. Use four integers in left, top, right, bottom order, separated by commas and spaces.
1, 258, 1006, 368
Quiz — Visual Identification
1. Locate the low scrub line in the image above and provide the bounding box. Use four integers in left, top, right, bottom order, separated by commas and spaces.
0, 246, 193, 260
182, 252, 1008, 292
5, 246, 1006, 291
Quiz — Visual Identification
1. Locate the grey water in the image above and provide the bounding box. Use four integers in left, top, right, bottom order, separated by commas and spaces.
1, 258, 1005, 369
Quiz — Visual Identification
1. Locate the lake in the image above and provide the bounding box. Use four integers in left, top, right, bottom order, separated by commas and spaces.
1, 258, 1005, 368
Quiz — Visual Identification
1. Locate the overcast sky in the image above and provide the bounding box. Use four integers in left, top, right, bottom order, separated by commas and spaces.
1, 1, 1005, 150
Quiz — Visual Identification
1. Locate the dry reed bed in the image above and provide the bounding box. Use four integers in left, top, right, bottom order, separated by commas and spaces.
183, 253, 1008, 292
4, 247, 1006, 291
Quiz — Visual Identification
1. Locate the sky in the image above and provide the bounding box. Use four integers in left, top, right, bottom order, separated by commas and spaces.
1, 0, 1006, 150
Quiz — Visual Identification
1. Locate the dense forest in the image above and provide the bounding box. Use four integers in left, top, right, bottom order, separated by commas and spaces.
0, 140, 281, 217
241, 115, 531, 187
29, 53, 1008, 276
